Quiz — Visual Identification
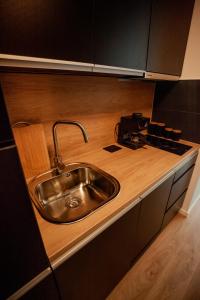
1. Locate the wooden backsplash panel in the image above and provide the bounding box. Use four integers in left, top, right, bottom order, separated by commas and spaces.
0, 73, 155, 174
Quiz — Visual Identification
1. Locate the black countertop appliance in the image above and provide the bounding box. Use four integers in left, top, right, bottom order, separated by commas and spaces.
117, 113, 150, 149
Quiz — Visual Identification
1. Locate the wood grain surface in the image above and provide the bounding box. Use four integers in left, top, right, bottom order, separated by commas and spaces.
0, 72, 155, 169
13, 124, 50, 178
107, 194, 200, 300
0, 73, 155, 123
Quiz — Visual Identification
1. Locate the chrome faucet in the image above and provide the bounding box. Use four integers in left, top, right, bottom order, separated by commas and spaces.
52, 120, 88, 173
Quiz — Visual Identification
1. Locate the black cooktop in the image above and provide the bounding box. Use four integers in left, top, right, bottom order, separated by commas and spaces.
119, 134, 192, 155
145, 134, 192, 155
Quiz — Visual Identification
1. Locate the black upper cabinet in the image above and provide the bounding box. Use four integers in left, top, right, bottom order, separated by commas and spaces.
0, 0, 93, 63
1, 1, 194, 74
94, 0, 151, 69
147, 0, 195, 76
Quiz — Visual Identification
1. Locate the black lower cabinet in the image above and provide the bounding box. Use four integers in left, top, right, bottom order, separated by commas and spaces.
0, 85, 14, 146
20, 274, 60, 300
167, 165, 194, 210
136, 174, 174, 253
0, 146, 49, 300
162, 191, 186, 229
162, 156, 197, 229
54, 203, 141, 300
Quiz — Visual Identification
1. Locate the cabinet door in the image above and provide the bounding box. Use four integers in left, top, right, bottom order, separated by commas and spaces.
167, 166, 194, 210
94, 0, 151, 69
147, 0, 194, 76
20, 274, 59, 300
162, 191, 186, 229
0, 85, 14, 147
54, 203, 141, 300
174, 154, 197, 182
137, 174, 174, 253
0, 0, 93, 63
0, 146, 49, 300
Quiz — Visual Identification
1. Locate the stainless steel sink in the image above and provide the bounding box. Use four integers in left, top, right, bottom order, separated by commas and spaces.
29, 163, 120, 223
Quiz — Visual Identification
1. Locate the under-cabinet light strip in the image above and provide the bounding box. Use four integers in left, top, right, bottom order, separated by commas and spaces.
93, 64, 144, 76
0, 54, 93, 72
0, 144, 16, 151
145, 71, 179, 81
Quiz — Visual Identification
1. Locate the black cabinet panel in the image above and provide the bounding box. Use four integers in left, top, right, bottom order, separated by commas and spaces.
152, 81, 200, 144
147, 0, 194, 75
55, 203, 141, 300
167, 166, 194, 210
0, 0, 93, 63
94, 0, 151, 69
153, 81, 200, 114
162, 191, 186, 229
174, 155, 197, 182
152, 109, 200, 144
0, 84, 14, 146
89, 203, 141, 300
20, 274, 59, 300
137, 174, 174, 253
0, 146, 49, 300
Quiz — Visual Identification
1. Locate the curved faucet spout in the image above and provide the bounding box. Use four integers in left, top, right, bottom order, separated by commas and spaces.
52, 120, 89, 173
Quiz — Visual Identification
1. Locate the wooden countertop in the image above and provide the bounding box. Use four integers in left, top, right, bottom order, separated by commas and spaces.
33, 139, 199, 264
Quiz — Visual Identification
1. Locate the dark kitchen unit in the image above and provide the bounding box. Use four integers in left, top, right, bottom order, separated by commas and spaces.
94, 0, 151, 70
54, 203, 141, 300
0, 0, 194, 77
146, 0, 195, 76
0, 0, 199, 299
0, 0, 93, 63
162, 154, 197, 228
0, 86, 59, 300
0, 87, 14, 147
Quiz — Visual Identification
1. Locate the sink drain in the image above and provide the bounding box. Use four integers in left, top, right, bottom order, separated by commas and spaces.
65, 196, 81, 208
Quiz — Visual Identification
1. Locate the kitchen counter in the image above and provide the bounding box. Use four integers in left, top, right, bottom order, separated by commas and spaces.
33, 139, 199, 265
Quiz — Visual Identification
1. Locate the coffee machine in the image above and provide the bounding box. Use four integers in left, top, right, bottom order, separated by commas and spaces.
117, 113, 150, 149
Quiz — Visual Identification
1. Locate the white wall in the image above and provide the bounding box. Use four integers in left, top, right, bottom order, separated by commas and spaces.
181, 0, 200, 79
182, 150, 200, 213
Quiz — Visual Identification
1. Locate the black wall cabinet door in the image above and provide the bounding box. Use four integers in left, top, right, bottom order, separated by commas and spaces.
136, 174, 174, 253
94, 0, 151, 69
55, 203, 141, 300
0, 0, 93, 63
0, 146, 49, 300
147, 0, 195, 76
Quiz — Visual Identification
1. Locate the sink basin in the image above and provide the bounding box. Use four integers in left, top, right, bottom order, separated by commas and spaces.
29, 163, 120, 223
